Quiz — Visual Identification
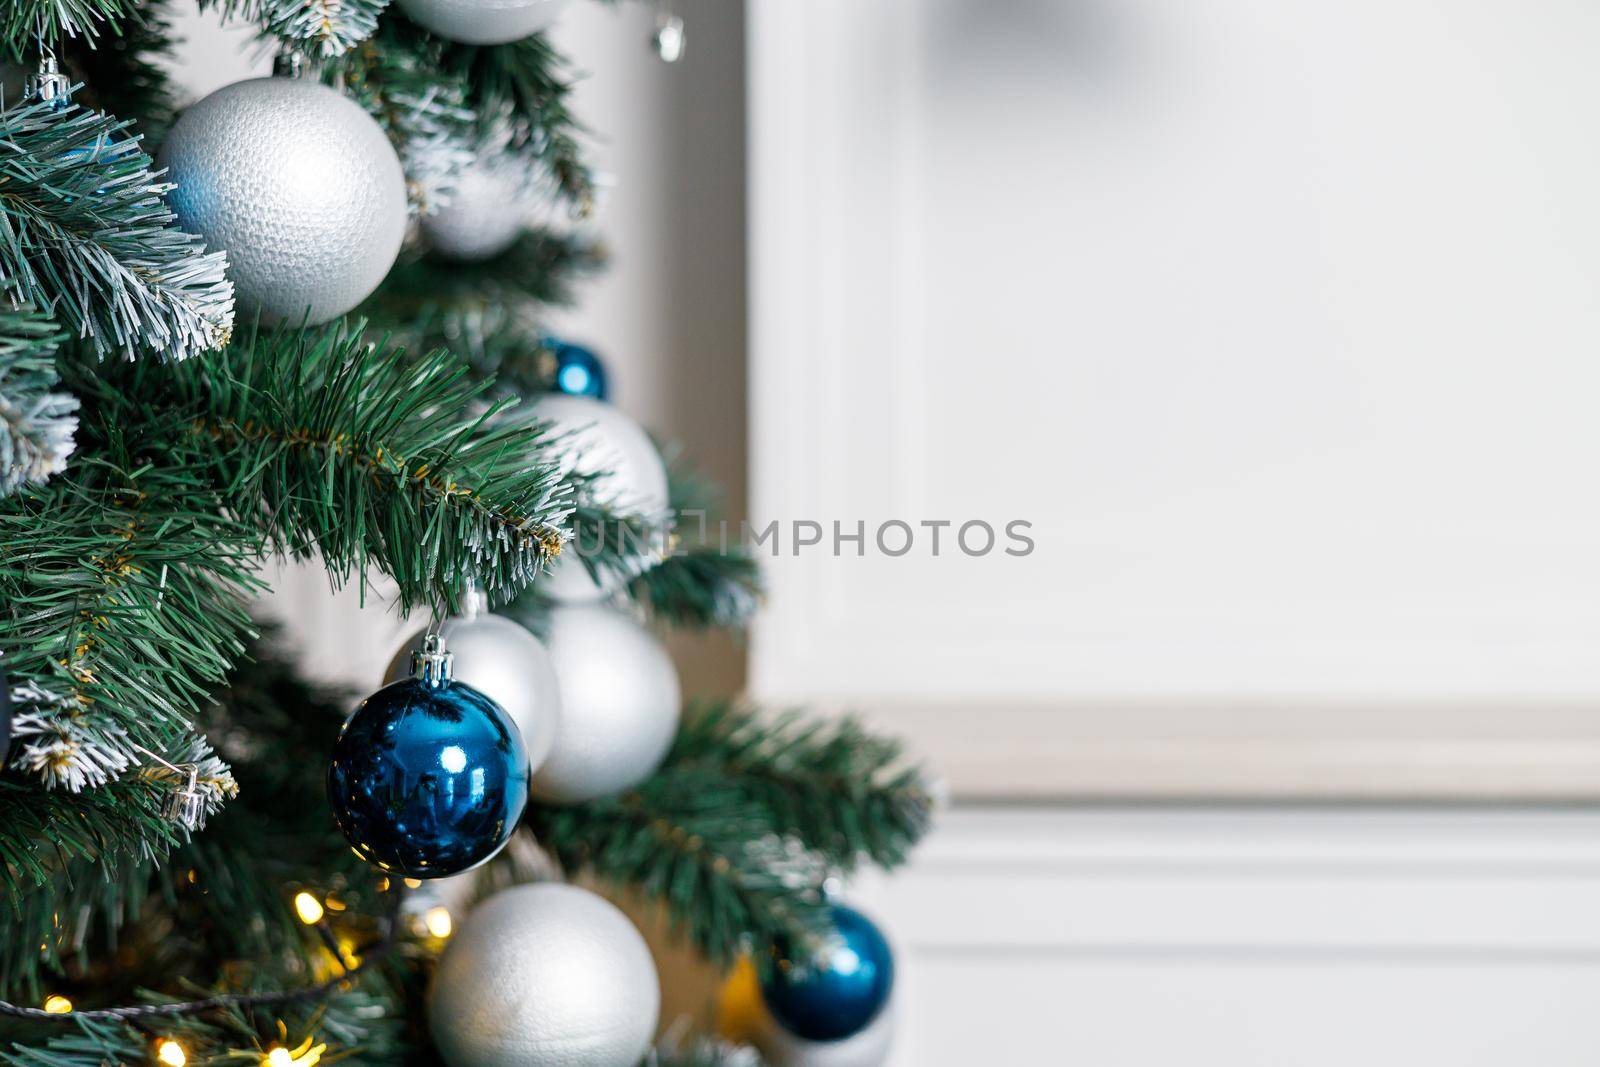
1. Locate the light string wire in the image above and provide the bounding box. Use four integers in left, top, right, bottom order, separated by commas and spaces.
0, 896, 400, 1021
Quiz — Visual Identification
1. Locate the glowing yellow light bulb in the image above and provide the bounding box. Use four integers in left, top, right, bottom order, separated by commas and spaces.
403, 878, 422, 889
264, 1038, 327, 1067
423, 906, 452, 939
42, 994, 72, 1014
157, 1038, 188, 1066
294, 892, 324, 925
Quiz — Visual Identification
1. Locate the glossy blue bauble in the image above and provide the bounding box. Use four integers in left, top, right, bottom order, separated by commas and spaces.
327, 677, 529, 879
547, 340, 608, 400
761, 905, 895, 1043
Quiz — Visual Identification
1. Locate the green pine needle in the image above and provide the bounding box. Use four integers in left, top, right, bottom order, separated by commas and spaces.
199, 0, 389, 56
76, 319, 576, 612
0, 0, 139, 61
57, 0, 180, 141
0, 94, 234, 362
343, 20, 596, 210
0, 305, 76, 497
526, 701, 936, 967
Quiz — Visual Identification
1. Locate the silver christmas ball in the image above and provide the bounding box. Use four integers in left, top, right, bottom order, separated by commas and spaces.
386, 611, 561, 775
533, 395, 669, 604
757, 1002, 897, 1067
429, 882, 660, 1067
532, 604, 680, 804
160, 77, 407, 325
397, 0, 571, 45
423, 152, 534, 261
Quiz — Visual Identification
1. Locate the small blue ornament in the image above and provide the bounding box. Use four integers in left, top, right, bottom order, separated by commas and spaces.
328, 635, 529, 879
545, 340, 608, 400
761, 905, 894, 1043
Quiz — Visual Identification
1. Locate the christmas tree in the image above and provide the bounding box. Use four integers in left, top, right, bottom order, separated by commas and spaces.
0, 3, 933, 1064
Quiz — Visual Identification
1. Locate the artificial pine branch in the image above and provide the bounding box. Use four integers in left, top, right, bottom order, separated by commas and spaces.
356, 20, 596, 210
0, 854, 150, 998
199, 0, 390, 57
628, 453, 763, 630
80, 321, 575, 612
0, 430, 259, 797
498, 495, 663, 637
0, 775, 177, 909
57, 0, 179, 140
361, 229, 607, 363
0, 307, 76, 497
444, 31, 594, 208
0, 640, 403, 1063
673, 704, 935, 874
0, 321, 577, 896
526, 785, 831, 968
0, 95, 234, 362
332, 28, 477, 212
0, 995, 405, 1067
0, 0, 138, 61
525, 703, 936, 966
0, 648, 929, 1060
628, 548, 764, 631
0, 1017, 147, 1067
504, 456, 764, 632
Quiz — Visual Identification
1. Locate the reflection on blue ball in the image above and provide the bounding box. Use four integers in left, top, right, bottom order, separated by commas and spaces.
761, 905, 895, 1043
548, 340, 608, 400
327, 677, 529, 878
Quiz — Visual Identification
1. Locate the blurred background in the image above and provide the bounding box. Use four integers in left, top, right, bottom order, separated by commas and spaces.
170, 0, 1600, 1063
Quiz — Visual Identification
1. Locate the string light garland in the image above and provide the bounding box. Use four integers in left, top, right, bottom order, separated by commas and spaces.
294, 892, 325, 924
423, 905, 453, 939
264, 1037, 328, 1067
0, 895, 399, 1022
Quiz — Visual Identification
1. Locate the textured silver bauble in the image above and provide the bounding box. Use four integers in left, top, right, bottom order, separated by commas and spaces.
423, 152, 535, 261
386, 612, 561, 775
429, 882, 660, 1067
533, 395, 670, 604
160, 77, 407, 325
532, 604, 680, 804
757, 1002, 897, 1067
397, 0, 571, 45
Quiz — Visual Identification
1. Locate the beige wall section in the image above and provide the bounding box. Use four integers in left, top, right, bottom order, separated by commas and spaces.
162, 0, 750, 698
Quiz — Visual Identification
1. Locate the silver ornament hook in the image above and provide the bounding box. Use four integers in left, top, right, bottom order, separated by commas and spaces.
411, 632, 454, 688
273, 51, 307, 79
132, 744, 209, 832
26, 55, 71, 109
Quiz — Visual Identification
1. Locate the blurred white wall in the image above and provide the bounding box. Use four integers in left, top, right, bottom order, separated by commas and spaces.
748, 0, 1600, 799
745, 2, 1600, 1064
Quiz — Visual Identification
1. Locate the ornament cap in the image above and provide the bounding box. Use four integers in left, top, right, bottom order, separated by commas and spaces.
162, 767, 209, 832
272, 51, 307, 79
411, 633, 455, 688
26, 56, 72, 109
